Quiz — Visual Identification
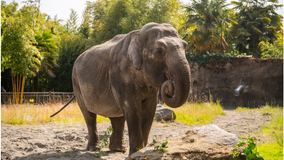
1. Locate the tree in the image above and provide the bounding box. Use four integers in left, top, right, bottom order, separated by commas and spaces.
50, 34, 87, 92
31, 8, 88, 92
79, 1, 92, 38
184, 0, 232, 54
33, 30, 58, 92
1, 2, 41, 103
89, 0, 185, 45
65, 9, 79, 34
89, 0, 127, 44
230, 0, 283, 57
22, 1, 59, 92
1, 1, 60, 102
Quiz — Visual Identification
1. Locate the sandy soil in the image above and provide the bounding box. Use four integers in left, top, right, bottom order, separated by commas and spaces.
212, 110, 271, 140
1, 110, 271, 160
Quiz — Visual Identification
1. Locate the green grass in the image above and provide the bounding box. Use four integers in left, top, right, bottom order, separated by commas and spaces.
165, 101, 225, 125
235, 104, 282, 114
235, 104, 283, 160
257, 143, 283, 160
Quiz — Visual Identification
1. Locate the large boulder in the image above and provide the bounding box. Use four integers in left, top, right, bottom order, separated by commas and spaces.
155, 104, 176, 121
129, 124, 244, 160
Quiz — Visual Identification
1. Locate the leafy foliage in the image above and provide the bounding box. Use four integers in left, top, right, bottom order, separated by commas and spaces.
187, 50, 251, 65
89, 0, 185, 45
153, 140, 168, 153
230, 0, 283, 57
65, 9, 79, 34
1, 2, 41, 77
231, 137, 264, 160
1, 1, 43, 103
184, 0, 232, 54
258, 34, 283, 58
94, 126, 114, 158
1, 0, 60, 97
50, 34, 87, 92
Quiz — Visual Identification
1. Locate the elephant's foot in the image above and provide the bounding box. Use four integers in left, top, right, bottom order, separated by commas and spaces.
87, 142, 100, 151
109, 137, 126, 152
109, 143, 126, 152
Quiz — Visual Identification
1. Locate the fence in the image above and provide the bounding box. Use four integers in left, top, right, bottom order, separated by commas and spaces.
1, 92, 74, 104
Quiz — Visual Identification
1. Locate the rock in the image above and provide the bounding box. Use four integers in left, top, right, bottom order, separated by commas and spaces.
129, 124, 245, 160
155, 104, 176, 121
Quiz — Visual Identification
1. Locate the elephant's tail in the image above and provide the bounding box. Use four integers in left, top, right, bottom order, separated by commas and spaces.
50, 96, 75, 117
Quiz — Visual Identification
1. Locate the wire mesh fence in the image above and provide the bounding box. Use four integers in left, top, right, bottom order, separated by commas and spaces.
1, 92, 74, 104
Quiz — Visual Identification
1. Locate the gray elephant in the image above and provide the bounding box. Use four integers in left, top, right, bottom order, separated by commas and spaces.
55, 22, 191, 155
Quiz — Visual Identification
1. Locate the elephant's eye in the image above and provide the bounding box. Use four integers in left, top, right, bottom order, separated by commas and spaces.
156, 51, 164, 57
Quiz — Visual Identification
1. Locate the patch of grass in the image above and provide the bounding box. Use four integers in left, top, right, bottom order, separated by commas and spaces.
1, 103, 109, 125
258, 142, 283, 160
235, 104, 282, 113
61, 151, 71, 156
235, 104, 283, 160
165, 101, 224, 125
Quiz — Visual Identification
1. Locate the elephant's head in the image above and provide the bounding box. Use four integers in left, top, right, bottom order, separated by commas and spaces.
127, 22, 191, 108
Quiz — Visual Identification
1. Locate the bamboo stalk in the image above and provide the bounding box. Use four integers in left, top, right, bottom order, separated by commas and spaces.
16, 74, 20, 104
20, 76, 26, 104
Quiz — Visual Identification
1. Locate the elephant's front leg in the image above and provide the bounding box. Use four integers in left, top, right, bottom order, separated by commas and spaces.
124, 100, 144, 155
141, 94, 158, 146
109, 116, 126, 152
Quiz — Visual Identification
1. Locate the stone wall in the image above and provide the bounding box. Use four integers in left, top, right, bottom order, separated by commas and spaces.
189, 58, 283, 109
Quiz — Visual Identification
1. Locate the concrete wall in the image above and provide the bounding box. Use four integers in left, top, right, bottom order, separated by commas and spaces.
189, 58, 283, 109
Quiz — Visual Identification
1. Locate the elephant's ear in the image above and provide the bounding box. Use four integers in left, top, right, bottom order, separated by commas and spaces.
127, 33, 143, 71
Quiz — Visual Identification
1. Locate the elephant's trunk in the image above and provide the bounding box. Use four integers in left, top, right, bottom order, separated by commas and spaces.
161, 59, 190, 108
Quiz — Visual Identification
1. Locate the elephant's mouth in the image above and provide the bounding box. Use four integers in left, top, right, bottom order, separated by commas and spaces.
165, 71, 173, 81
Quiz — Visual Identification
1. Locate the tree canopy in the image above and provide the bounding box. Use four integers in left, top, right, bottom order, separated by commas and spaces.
230, 0, 283, 57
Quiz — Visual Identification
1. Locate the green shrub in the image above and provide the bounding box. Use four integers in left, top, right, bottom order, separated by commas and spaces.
259, 36, 283, 59
186, 50, 251, 65
231, 137, 264, 160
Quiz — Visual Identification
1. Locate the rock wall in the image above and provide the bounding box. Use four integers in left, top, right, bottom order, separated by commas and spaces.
189, 58, 283, 109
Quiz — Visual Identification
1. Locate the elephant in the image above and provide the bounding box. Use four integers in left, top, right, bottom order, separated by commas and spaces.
70, 22, 190, 155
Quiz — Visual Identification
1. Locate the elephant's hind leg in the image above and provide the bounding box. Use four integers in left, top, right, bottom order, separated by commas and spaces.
73, 71, 100, 151
73, 84, 100, 151
109, 116, 126, 152
83, 110, 100, 151
76, 101, 100, 151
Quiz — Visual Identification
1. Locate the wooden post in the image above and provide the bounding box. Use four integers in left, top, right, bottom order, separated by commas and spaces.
49, 91, 51, 103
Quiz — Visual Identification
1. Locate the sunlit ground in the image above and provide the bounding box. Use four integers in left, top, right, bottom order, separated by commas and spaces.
236, 105, 283, 160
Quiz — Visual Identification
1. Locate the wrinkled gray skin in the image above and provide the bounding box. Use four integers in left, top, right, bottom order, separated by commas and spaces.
72, 22, 191, 155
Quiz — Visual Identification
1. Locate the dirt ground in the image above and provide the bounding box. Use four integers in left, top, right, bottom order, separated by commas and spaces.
1, 110, 271, 160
